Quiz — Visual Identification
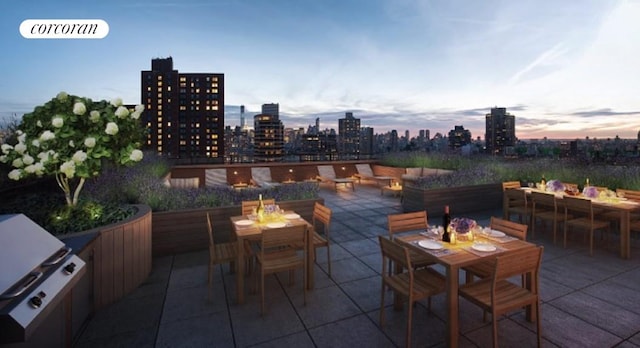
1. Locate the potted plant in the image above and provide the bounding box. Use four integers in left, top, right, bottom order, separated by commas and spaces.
0, 92, 147, 233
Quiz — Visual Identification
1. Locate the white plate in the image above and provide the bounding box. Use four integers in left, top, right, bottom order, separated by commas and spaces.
266, 222, 287, 229
418, 240, 443, 250
283, 213, 301, 219
472, 243, 497, 252
489, 230, 506, 238
235, 220, 254, 226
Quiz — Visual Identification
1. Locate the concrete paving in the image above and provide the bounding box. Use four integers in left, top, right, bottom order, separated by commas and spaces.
74, 182, 640, 347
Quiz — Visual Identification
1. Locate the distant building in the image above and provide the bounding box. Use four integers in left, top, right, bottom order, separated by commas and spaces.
253, 113, 284, 162
338, 112, 361, 159
141, 57, 224, 162
485, 107, 515, 155
360, 127, 374, 158
262, 103, 279, 117
448, 125, 472, 149
390, 130, 399, 152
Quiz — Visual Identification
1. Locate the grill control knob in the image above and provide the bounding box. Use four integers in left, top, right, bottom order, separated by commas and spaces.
29, 296, 42, 309
64, 262, 76, 275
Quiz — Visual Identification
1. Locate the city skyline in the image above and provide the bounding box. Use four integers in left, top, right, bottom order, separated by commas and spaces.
1, 0, 639, 140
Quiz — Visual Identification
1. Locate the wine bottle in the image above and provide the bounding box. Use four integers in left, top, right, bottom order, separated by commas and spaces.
442, 205, 451, 243
256, 194, 265, 222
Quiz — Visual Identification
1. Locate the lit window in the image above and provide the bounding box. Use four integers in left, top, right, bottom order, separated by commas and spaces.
157, 81, 163, 87
157, 93, 162, 98
147, 86, 151, 91
158, 75, 163, 81
158, 111, 162, 116
180, 77, 186, 82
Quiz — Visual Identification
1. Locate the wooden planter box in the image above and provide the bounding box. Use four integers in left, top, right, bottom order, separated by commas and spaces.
152, 198, 325, 256
60, 204, 153, 312
402, 183, 503, 215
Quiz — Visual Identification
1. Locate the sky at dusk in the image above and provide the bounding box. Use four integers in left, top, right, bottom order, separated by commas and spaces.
1, 0, 639, 140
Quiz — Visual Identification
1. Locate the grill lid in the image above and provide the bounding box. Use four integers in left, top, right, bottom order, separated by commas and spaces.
0, 214, 66, 295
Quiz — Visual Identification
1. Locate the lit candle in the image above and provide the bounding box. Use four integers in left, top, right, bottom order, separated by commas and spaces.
450, 231, 457, 244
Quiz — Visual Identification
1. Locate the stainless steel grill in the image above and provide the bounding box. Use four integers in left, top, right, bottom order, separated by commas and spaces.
0, 214, 86, 344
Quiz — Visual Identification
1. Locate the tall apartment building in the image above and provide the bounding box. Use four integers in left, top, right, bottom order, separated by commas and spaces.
141, 57, 224, 162
485, 107, 515, 155
360, 127, 374, 158
338, 112, 360, 159
253, 113, 284, 162
261, 103, 279, 117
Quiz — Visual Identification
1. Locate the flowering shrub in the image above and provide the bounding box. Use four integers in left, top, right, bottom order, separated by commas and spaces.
545, 179, 565, 192
0, 92, 146, 207
450, 217, 476, 234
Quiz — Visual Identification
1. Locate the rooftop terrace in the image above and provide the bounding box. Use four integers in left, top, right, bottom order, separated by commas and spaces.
73, 183, 640, 347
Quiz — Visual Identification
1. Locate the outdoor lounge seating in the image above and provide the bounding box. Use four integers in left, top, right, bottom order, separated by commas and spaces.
250, 167, 281, 188
401, 167, 454, 185
353, 163, 395, 187
205, 168, 231, 188
316, 165, 355, 191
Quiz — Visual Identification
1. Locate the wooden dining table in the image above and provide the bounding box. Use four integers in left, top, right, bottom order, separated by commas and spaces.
396, 232, 537, 348
517, 187, 640, 259
230, 212, 315, 304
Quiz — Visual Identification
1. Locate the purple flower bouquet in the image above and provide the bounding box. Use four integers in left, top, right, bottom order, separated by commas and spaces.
450, 217, 476, 234
545, 179, 565, 192
582, 186, 599, 198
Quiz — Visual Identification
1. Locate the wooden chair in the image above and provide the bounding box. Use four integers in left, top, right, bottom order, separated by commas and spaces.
459, 246, 544, 348
530, 191, 567, 244
378, 236, 445, 348
563, 196, 611, 256
255, 224, 307, 315
616, 188, 640, 202
206, 213, 237, 302
503, 188, 531, 226
501, 181, 521, 190
463, 217, 528, 283
311, 202, 332, 277
387, 211, 434, 269
241, 198, 275, 216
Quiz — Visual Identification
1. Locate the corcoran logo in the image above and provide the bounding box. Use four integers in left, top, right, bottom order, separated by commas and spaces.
20, 19, 109, 39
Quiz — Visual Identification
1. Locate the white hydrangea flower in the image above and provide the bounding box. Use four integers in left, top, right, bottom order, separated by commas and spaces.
110, 97, 123, 107
24, 164, 37, 174
12, 158, 23, 168
60, 160, 76, 178
33, 162, 44, 175
56, 91, 68, 101
129, 149, 143, 162
135, 104, 144, 113
68, 140, 75, 148
1, 144, 12, 154
115, 106, 129, 118
32, 139, 40, 147
8, 169, 22, 180
72, 150, 87, 163
14, 143, 27, 154
37, 120, 43, 127
105, 122, 119, 135
40, 130, 55, 141
73, 102, 87, 115
0, 155, 7, 163
130, 111, 141, 120
84, 137, 96, 148
22, 154, 34, 165
89, 110, 100, 123
52, 116, 64, 128
17, 132, 26, 144
37, 151, 50, 162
